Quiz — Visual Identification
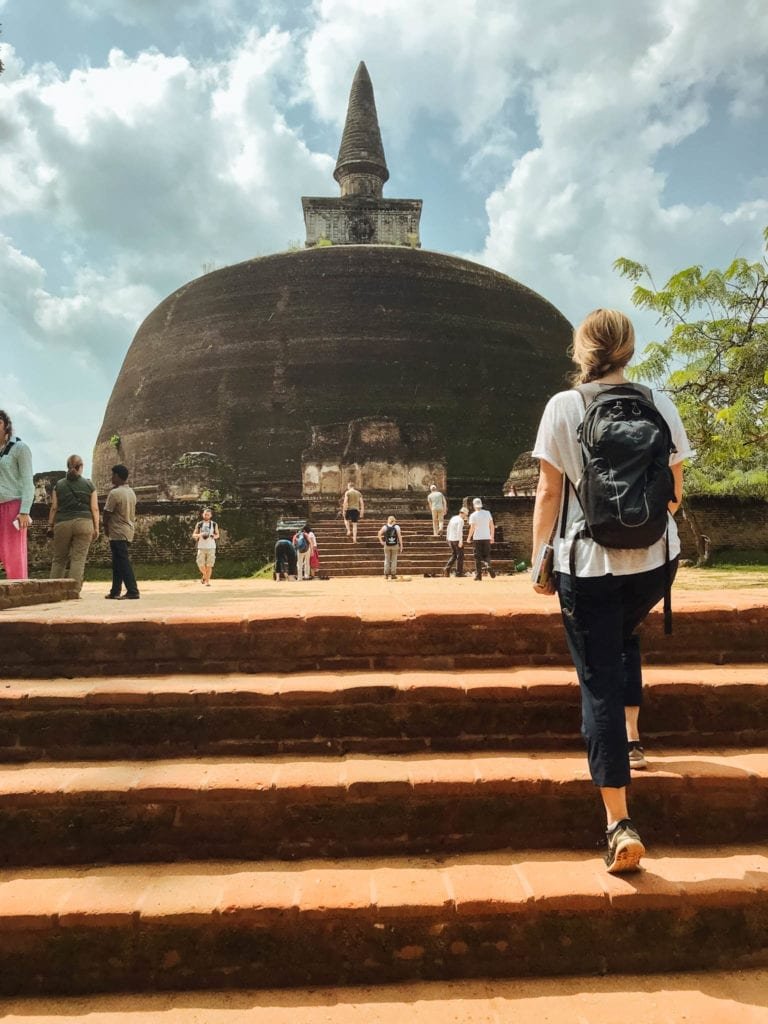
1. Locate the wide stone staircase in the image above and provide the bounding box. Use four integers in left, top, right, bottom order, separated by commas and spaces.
308, 509, 519, 577
0, 596, 767, 1019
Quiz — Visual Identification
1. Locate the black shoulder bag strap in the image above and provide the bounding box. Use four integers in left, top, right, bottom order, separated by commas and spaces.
0, 437, 18, 459
564, 386, 595, 579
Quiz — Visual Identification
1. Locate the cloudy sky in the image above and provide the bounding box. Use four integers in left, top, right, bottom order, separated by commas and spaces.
1, 0, 767, 474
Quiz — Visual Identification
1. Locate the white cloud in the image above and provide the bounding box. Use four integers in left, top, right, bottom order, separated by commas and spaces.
0, 27, 334, 368
3, 0, 768, 469
466, 0, 768, 337
65, 0, 245, 29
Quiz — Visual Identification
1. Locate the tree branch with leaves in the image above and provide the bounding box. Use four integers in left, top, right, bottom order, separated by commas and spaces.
614, 226, 768, 498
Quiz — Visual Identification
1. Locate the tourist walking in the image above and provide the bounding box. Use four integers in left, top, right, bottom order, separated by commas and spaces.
305, 524, 320, 578
103, 464, 139, 600
467, 498, 495, 580
192, 507, 219, 586
531, 308, 691, 874
292, 523, 314, 581
0, 409, 34, 580
378, 515, 403, 579
48, 454, 99, 592
443, 506, 468, 576
427, 484, 447, 536
274, 538, 298, 580
342, 483, 364, 542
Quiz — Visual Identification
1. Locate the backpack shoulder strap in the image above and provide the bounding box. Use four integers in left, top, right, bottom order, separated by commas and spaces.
575, 382, 601, 407
628, 381, 654, 404
577, 381, 656, 406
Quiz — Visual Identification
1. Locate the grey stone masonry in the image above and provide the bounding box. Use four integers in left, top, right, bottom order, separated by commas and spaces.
303, 61, 422, 247
302, 197, 422, 247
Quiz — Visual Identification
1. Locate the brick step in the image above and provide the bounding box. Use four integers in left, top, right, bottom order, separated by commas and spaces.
4, 605, 766, 678
2, 969, 767, 1022
0, 580, 79, 611
2, 666, 767, 761
314, 553, 517, 564
0, 749, 765, 865
309, 563, 516, 574
0, 846, 765, 995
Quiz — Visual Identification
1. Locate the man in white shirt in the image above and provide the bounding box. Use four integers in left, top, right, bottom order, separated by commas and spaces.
443, 507, 468, 577
426, 484, 447, 536
467, 497, 496, 580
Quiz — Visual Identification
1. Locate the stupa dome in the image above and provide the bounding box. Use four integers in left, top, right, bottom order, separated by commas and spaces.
92, 244, 571, 493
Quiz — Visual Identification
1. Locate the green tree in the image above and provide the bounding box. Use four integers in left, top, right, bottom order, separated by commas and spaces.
614, 227, 768, 498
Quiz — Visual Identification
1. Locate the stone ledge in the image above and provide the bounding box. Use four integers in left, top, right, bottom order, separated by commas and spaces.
0, 580, 79, 611
0, 848, 765, 994
0, 751, 765, 864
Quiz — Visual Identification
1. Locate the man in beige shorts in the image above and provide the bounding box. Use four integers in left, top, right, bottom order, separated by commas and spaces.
192, 507, 220, 586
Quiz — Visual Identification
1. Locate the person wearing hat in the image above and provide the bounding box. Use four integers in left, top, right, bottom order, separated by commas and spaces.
466, 497, 496, 580
443, 506, 469, 577
426, 484, 447, 536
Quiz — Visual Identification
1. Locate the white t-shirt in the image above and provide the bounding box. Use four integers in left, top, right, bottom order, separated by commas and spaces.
196, 520, 217, 551
532, 387, 694, 577
427, 490, 446, 511
468, 508, 493, 541
445, 514, 465, 543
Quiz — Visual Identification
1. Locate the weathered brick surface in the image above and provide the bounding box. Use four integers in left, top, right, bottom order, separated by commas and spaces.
0, 752, 765, 866
1, 666, 766, 762
0, 580, 79, 611
2, 605, 767, 678
0, 588, 765, 1000
0, 852, 765, 995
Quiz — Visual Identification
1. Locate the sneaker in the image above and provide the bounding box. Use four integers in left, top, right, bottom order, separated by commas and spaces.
119, 593, 140, 600
605, 819, 645, 874
104, 593, 121, 599
489, 568, 497, 579
628, 741, 647, 770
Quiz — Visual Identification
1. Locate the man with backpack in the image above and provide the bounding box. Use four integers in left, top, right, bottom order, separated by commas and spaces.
292, 524, 314, 581
192, 507, 220, 587
531, 309, 692, 875
378, 515, 403, 579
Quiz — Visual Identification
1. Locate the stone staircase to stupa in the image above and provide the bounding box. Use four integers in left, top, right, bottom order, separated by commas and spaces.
0, 590, 767, 1020
307, 509, 519, 577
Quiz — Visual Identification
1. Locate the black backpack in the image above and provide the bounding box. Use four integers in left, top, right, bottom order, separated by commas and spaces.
565, 382, 677, 631
384, 525, 399, 546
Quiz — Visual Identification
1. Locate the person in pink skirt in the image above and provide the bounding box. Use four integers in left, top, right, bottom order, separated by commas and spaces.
0, 410, 34, 580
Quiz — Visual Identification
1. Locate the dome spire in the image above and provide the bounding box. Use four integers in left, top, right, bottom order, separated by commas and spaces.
333, 61, 390, 198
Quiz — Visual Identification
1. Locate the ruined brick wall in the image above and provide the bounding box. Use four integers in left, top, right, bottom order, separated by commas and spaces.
20, 495, 768, 578
682, 496, 768, 553
487, 496, 768, 563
